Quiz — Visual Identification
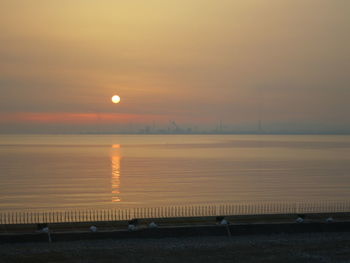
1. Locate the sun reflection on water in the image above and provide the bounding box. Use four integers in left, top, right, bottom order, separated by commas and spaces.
111, 144, 121, 202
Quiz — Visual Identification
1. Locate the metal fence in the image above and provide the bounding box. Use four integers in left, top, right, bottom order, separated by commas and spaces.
1, 200, 350, 225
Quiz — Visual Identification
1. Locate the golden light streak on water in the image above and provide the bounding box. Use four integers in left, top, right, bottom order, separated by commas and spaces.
111, 144, 121, 202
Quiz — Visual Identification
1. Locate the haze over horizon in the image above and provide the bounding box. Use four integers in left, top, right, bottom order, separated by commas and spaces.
0, 0, 349, 134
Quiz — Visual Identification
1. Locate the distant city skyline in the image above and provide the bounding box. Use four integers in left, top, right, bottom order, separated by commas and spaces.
1, 119, 349, 134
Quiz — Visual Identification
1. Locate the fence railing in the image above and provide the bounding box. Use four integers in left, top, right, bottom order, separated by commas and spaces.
1, 200, 350, 225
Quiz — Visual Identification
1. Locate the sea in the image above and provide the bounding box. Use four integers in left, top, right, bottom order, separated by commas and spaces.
0, 135, 349, 212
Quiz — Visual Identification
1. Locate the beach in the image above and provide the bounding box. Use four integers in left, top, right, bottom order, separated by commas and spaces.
1, 232, 350, 263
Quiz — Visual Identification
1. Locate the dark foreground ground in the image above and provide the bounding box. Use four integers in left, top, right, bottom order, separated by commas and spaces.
1, 232, 350, 263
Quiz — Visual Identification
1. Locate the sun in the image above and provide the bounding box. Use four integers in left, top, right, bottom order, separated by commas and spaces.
111, 95, 121, 104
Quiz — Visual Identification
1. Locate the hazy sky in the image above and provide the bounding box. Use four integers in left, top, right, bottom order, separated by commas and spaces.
0, 0, 349, 133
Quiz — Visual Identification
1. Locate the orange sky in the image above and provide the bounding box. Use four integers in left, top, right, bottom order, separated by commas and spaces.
0, 0, 349, 133
0, 113, 166, 124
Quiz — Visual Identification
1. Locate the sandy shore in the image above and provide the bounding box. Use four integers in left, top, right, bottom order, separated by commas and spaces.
1, 232, 350, 263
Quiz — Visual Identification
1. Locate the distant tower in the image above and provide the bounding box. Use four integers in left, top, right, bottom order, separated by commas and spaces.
170, 121, 181, 133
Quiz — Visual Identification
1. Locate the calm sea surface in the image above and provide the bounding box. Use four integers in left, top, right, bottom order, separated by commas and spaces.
0, 135, 349, 212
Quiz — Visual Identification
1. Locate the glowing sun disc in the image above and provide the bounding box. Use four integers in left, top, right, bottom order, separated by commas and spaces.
111, 95, 121, 104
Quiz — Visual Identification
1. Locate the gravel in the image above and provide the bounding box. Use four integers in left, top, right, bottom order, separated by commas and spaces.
1, 232, 350, 263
